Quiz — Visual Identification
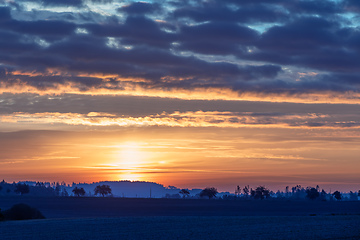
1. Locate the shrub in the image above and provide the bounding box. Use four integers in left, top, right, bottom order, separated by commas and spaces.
3, 204, 45, 221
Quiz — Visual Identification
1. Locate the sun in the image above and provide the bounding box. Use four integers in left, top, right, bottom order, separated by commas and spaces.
118, 142, 145, 166
114, 142, 147, 181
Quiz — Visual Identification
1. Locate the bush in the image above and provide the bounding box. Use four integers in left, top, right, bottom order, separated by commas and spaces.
2, 204, 45, 221
0, 208, 4, 221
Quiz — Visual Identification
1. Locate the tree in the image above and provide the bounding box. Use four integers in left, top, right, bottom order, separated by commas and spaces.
54, 182, 61, 196
243, 185, 250, 197
285, 186, 289, 197
320, 189, 327, 201
61, 188, 69, 197
332, 191, 342, 201
250, 186, 270, 200
72, 187, 85, 197
306, 187, 319, 200
179, 189, 190, 198
94, 185, 112, 197
14, 183, 30, 195
235, 185, 241, 196
349, 191, 358, 201
200, 187, 218, 199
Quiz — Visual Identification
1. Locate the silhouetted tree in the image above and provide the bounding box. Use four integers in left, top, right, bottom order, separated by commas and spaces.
320, 189, 327, 201
179, 189, 190, 198
275, 190, 284, 199
243, 185, 250, 197
35, 182, 45, 187
285, 186, 289, 197
306, 187, 319, 200
72, 187, 85, 197
94, 185, 112, 197
200, 187, 218, 199
332, 191, 342, 201
55, 182, 61, 196
61, 188, 69, 197
0, 208, 3, 221
349, 191, 358, 201
235, 185, 241, 196
0, 185, 2, 192
251, 186, 270, 200
358, 190, 360, 197
14, 183, 30, 195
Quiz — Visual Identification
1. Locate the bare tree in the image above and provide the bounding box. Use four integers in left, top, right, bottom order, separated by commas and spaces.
306, 187, 319, 200
235, 185, 241, 196
251, 186, 270, 200
332, 191, 342, 201
179, 189, 190, 198
243, 185, 250, 197
14, 183, 30, 195
72, 187, 85, 197
94, 185, 112, 197
200, 187, 218, 199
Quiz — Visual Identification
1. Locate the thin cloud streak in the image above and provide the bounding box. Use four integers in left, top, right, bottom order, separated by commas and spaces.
1, 111, 360, 129
1, 80, 360, 104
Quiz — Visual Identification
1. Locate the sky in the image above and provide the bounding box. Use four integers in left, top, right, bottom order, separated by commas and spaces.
0, 0, 360, 192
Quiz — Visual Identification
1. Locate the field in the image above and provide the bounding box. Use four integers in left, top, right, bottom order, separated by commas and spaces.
1, 197, 360, 239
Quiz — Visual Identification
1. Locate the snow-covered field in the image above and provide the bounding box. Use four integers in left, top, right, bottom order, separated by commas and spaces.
1, 215, 360, 240
1, 197, 360, 239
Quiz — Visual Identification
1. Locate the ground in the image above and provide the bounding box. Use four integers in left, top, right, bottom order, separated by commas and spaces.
0, 197, 359, 239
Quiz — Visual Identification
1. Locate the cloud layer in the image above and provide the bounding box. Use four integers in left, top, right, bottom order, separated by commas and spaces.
0, 0, 359, 102
1, 110, 360, 129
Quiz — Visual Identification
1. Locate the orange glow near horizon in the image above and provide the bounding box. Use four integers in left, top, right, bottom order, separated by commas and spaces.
0, 127, 359, 192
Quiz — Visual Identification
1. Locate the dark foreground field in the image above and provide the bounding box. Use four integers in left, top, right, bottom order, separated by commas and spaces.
1, 197, 360, 239
1, 215, 360, 240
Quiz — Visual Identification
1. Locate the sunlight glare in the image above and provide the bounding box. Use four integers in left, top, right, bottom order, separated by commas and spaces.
113, 142, 148, 181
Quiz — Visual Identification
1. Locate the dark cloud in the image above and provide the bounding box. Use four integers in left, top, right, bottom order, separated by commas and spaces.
258, 17, 340, 52
344, 0, 360, 12
118, 2, 162, 15
238, 17, 360, 76
284, 0, 343, 15
42, 0, 84, 7
174, 3, 288, 24
0, 0, 359, 96
0, 7, 76, 39
16, 0, 84, 7
177, 21, 258, 55
85, 16, 176, 48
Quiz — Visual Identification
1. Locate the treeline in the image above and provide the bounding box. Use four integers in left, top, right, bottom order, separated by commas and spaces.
1, 180, 359, 201
0, 180, 68, 197
226, 185, 360, 201
171, 185, 360, 201
0, 180, 113, 198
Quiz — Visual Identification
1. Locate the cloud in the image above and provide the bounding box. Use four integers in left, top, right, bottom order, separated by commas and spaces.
0, 7, 77, 39
344, 0, 360, 12
0, 0, 359, 103
177, 21, 259, 55
173, 2, 288, 24
15, 0, 84, 7
118, 2, 162, 15
1, 111, 360, 129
